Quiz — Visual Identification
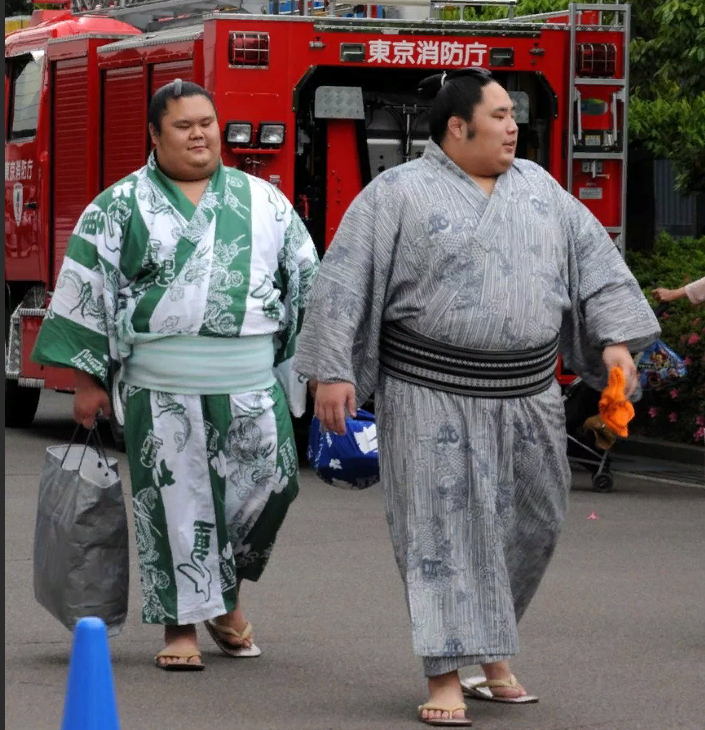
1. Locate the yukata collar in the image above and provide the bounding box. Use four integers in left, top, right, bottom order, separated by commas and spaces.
147, 150, 224, 191
146, 150, 224, 219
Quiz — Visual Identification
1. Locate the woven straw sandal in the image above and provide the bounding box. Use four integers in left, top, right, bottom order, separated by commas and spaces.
204, 619, 262, 658
154, 647, 204, 672
417, 702, 472, 726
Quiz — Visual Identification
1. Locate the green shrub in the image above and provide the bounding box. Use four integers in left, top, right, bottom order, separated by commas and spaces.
626, 233, 705, 446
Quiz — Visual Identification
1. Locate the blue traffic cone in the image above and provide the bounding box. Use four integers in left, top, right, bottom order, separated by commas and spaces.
61, 617, 120, 730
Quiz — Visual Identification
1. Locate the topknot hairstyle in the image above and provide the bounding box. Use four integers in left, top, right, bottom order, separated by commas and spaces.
148, 79, 216, 133
418, 68, 494, 145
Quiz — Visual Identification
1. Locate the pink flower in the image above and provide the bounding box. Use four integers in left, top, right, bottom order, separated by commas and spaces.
697, 416, 705, 427
670, 389, 678, 399
684, 357, 692, 366
648, 407, 659, 418
669, 412, 678, 423
688, 333, 701, 345
662, 312, 669, 319
694, 427, 705, 443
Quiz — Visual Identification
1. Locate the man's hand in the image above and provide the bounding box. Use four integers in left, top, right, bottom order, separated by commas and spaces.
602, 344, 637, 398
73, 369, 111, 429
314, 382, 356, 436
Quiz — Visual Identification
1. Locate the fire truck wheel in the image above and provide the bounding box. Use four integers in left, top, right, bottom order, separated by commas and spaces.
5, 380, 41, 428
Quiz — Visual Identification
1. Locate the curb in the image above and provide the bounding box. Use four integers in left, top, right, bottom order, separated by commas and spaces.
612, 436, 705, 468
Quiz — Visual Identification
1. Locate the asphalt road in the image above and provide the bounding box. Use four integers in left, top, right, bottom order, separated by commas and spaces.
5, 391, 705, 730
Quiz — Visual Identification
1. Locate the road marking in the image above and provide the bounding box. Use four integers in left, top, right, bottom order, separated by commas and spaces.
612, 470, 705, 490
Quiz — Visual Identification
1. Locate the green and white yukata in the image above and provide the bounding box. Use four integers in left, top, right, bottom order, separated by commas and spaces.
32, 153, 319, 625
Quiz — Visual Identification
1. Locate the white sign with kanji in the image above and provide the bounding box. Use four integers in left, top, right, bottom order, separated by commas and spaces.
5, 159, 34, 182
368, 39, 488, 67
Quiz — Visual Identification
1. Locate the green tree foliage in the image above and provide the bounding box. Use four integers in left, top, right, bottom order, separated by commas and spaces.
5, 0, 34, 16
629, 1, 705, 194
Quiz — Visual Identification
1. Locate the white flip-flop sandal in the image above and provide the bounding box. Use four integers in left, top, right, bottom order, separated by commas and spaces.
461, 675, 539, 704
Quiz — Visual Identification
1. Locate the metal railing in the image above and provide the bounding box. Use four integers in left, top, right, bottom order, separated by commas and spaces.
70, 0, 242, 12
323, 0, 518, 19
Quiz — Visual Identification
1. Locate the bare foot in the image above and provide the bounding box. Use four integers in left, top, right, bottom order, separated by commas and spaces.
480, 660, 527, 699
157, 624, 202, 668
212, 605, 254, 649
421, 671, 468, 722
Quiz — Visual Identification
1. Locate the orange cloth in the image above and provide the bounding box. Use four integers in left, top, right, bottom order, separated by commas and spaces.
598, 367, 635, 438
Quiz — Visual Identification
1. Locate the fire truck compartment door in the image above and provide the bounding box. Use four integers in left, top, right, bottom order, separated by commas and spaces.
6, 50, 45, 282
314, 86, 364, 120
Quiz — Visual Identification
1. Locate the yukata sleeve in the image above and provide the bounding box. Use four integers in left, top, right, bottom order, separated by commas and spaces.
685, 276, 705, 305
31, 195, 123, 388
294, 176, 398, 405
556, 180, 660, 391
273, 204, 320, 418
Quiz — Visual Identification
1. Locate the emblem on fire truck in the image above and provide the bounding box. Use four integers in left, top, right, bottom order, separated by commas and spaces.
368, 40, 488, 67
13, 183, 23, 227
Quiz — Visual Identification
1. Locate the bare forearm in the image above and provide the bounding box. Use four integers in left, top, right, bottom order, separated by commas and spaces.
73, 368, 104, 391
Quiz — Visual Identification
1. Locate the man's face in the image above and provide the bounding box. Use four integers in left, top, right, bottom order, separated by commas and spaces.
447, 81, 519, 177
149, 95, 221, 181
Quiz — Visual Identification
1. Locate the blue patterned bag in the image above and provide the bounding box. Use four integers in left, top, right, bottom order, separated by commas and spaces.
637, 340, 687, 390
307, 409, 380, 490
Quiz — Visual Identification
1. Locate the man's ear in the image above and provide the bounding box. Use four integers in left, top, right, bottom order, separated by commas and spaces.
148, 123, 159, 147
446, 115, 465, 142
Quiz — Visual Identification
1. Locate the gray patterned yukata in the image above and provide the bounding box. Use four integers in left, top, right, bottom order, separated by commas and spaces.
294, 141, 659, 676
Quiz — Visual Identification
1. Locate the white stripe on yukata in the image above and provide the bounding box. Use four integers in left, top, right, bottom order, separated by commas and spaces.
238, 177, 286, 337
148, 216, 216, 335
50, 258, 108, 335
73, 202, 123, 271
223, 390, 280, 552
150, 391, 227, 624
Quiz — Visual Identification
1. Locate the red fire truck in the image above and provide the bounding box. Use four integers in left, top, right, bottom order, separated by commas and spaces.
5, 0, 631, 435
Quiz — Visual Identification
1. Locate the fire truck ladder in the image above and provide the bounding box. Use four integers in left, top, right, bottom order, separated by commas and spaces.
568, 1, 630, 255
68, 0, 248, 30
320, 0, 517, 19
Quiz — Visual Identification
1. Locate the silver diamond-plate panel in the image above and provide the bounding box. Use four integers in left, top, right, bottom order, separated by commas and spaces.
6, 314, 21, 378
508, 91, 530, 124
314, 86, 365, 120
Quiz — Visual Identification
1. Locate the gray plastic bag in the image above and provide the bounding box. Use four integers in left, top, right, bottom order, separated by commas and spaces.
33, 428, 129, 636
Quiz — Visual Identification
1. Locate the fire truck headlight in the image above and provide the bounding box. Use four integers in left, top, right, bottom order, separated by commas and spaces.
259, 123, 285, 146
225, 122, 252, 145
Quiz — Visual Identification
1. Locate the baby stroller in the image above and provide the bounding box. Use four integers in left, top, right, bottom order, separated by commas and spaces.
563, 378, 615, 492
561, 303, 686, 493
